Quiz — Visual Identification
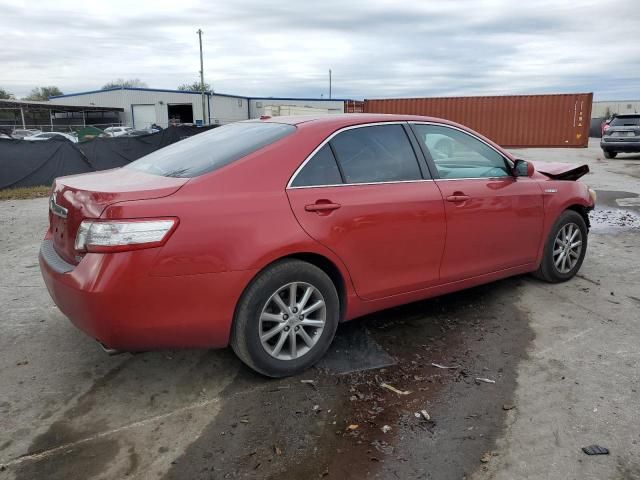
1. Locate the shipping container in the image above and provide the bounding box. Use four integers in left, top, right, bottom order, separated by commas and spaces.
364, 93, 593, 147
344, 100, 364, 113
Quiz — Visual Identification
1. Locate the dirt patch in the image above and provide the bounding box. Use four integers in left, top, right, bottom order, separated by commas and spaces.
163, 279, 533, 480
0, 186, 50, 201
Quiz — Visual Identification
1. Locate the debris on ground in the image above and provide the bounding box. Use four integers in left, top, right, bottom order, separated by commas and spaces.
381, 425, 392, 433
380, 382, 411, 395
480, 451, 499, 463
475, 377, 496, 384
431, 362, 460, 369
274, 445, 282, 455
582, 445, 610, 455
414, 410, 431, 420
300, 379, 317, 390
502, 403, 516, 411
346, 424, 359, 431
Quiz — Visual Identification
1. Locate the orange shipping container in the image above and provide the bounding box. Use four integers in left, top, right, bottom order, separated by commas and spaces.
364, 93, 593, 148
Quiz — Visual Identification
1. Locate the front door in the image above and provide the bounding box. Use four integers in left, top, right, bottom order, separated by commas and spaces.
287, 123, 447, 300
411, 123, 544, 283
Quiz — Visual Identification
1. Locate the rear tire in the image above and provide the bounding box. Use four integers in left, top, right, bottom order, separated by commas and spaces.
603, 150, 617, 159
230, 259, 339, 377
533, 210, 588, 283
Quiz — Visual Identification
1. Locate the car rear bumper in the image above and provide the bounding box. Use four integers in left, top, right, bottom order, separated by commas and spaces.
600, 140, 640, 152
39, 238, 256, 351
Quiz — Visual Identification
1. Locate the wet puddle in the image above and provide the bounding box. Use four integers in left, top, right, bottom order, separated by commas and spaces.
590, 190, 640, 233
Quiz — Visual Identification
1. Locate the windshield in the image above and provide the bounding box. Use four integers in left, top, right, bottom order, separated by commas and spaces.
126, 122, 295, 178
610, 116, 640, 127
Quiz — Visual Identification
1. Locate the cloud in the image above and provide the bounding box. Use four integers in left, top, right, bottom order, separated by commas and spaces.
0, 0, 637, 100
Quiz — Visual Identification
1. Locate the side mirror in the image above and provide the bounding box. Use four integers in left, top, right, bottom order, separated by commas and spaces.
514, 159, 534, 177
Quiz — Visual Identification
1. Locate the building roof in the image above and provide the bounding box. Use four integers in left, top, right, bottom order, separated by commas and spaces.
49, 86, 358, 102
0, 98, 124, 112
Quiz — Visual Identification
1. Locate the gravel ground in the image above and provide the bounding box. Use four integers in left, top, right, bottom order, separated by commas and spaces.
0, 139, 638, 479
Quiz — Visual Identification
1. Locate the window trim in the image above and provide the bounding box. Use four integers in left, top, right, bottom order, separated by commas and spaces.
287, 121, 430, 189
408, 121, 514, 181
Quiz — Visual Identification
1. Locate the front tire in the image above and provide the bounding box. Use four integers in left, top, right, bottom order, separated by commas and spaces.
603, 149, 617, 159
534, 210, 588, 283
230, 259, 339, 377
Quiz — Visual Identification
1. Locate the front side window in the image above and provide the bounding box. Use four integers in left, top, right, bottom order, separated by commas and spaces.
126, 122, 295, 178
291, 144, 343, 187
330, 124, 422, 184
412, 124, 511, 179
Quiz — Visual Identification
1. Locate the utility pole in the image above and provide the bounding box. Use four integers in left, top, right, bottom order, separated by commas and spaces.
197, 29, 206, 125
329, 69, 332, 100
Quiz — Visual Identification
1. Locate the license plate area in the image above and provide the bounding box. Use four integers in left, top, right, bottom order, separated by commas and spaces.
52, 215, 68, 244
611, 131, 635, 137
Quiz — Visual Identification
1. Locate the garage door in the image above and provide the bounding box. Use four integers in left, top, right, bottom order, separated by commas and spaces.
132, 104, 156, 129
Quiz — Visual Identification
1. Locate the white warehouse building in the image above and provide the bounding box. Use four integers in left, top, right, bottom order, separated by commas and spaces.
48, 87, 356, 129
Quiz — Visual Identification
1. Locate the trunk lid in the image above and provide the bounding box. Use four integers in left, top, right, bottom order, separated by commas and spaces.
49, 168, 188, 265
529, 161, 589, 181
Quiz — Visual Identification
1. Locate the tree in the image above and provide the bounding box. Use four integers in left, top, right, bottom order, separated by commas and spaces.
178, 81, 211, 92
24, 86, 63, 101
0, 87, 15, 100
102, 78, 148, 90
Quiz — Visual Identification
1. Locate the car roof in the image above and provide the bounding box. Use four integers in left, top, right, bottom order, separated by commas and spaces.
257, 113, 458, 128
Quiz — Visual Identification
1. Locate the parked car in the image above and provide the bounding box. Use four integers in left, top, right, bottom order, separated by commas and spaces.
600, 114, 640, 158
104, 126, 134, 137
12, 129, 41, 139
39, 115, 596, 377
122, 128, 160, 137
23, 132, 78, 143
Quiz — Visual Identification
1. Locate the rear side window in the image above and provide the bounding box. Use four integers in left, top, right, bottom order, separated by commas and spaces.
126, 122, 295, 178
291, 144, 343, 187
330, 125, 422, 184
610, 116, 640, 127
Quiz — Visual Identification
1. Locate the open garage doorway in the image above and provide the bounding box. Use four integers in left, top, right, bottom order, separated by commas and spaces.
168, 104, 194, 126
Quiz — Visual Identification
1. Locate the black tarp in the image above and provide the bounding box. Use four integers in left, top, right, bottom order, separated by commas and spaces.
0, 138, 93, 189
0, 126, 213, 189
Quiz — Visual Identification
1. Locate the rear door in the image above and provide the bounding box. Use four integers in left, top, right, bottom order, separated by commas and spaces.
411, 123, 544, 283
286, 123, 446, 300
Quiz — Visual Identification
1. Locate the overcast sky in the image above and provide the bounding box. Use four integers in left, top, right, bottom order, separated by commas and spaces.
1, 0, 638, 100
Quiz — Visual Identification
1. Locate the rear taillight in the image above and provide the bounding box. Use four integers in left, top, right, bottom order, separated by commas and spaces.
75, 218, 178, 253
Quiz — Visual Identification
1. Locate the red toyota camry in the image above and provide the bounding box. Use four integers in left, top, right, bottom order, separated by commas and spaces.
40, 114, 596, 377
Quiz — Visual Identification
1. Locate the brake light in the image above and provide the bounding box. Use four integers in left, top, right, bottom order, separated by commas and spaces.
75, 218, 178, 253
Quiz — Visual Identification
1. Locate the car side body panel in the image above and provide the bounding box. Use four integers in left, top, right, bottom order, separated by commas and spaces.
287, 182, 447, 300
434, 176, 545, 282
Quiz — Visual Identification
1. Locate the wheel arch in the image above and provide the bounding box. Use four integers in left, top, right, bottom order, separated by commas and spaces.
235, 252, 350, 326
566, 203, 591, 229
276, 252, 348, 321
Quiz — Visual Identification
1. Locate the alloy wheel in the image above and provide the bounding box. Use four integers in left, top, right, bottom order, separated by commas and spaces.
552, 222, 583, 274
259, 282, 326, 360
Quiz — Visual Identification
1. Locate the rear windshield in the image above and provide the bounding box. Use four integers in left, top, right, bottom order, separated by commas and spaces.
126, 122, 295, 177
610, 116, 640, 127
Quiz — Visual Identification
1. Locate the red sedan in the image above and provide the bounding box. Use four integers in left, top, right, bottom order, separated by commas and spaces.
40, 114, 596, 377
